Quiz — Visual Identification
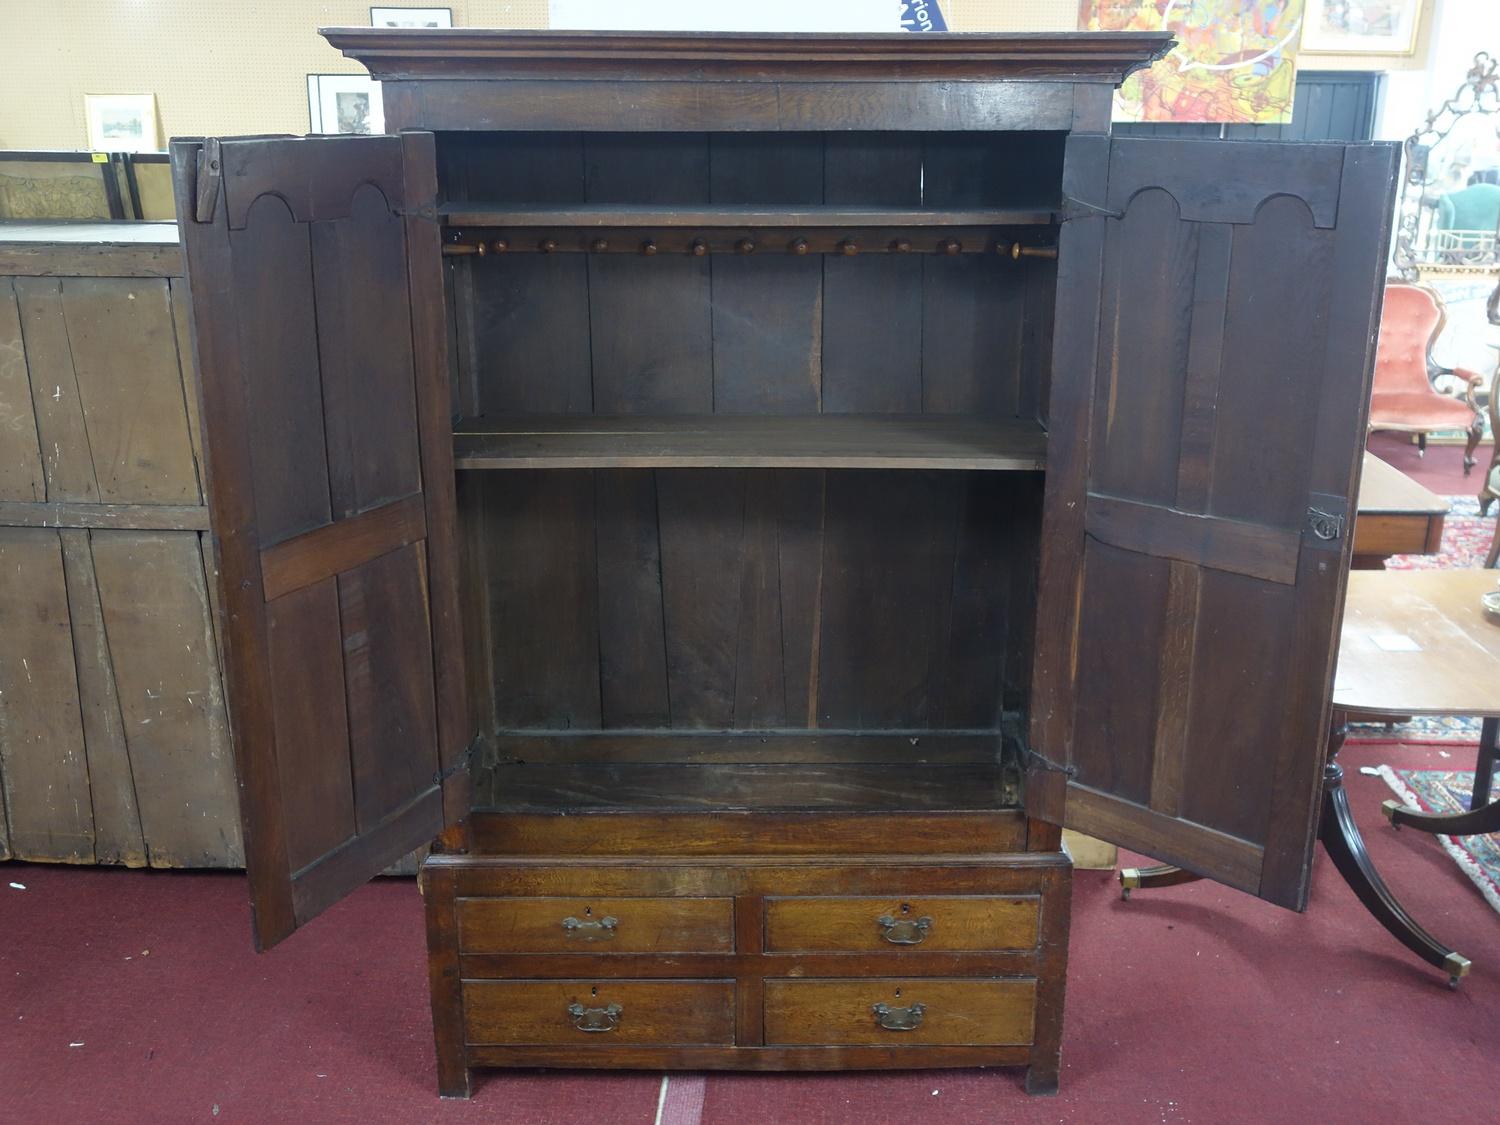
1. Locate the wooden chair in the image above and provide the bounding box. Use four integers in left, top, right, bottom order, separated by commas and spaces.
1368, 283, 1485, 474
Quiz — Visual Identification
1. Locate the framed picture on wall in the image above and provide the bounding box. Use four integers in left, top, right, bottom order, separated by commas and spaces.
306, 74, 385, 135
370, 6, 452, 27
1300, 0, 1426, 56
83, 94, 160, 152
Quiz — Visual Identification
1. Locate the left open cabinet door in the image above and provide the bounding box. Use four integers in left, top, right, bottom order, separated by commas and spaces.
172, 134, 468, 949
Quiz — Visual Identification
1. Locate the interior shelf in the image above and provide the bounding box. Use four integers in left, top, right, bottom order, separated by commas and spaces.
452, 414, 1049, 471
438, 203, 1058, 228
473, 730, 1021, 813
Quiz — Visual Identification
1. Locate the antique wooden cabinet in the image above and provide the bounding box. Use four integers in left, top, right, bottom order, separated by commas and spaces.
169, 29, 1398, 1098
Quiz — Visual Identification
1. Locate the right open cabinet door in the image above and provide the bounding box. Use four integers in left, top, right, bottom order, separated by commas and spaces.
1029, 136, 1399, 910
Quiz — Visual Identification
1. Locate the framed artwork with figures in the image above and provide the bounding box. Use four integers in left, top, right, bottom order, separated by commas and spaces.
306, 74, 385, 135
1301, 0, 1426, 56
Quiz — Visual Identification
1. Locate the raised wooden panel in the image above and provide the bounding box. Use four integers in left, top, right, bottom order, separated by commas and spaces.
1034, 138, 1399, 908
173, 133, 463, 948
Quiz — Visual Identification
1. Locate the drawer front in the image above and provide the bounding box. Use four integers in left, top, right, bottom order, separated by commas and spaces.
764, 979, 1036, 1046
459, 896, 734, 953
464, 980, 735, 1046
765, 896, 1038, 952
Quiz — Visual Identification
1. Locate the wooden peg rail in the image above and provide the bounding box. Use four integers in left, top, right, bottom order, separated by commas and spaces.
442, 229, 1059, 259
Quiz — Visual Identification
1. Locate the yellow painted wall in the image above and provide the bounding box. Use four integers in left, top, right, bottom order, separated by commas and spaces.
0, 2, 549, 150
0, 1, 1077, 150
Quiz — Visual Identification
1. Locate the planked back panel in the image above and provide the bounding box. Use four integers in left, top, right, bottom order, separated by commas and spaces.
0, 229, 241, 868
444, 131, 1055, 757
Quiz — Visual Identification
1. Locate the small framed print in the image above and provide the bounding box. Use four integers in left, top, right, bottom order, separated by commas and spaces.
1300, 0, 1426, 57
84, 93, 160, 152
369, 6, 452, 27
307, 74, 385, 135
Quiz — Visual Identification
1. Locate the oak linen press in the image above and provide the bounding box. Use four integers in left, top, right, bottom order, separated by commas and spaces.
169, 29, 1398, 1097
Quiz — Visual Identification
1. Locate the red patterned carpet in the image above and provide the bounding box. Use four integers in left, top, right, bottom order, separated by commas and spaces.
3, 740, 1496, 1125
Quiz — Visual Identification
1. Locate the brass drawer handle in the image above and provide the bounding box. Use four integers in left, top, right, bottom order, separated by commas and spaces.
872, 1001, 926, 1031
561, 914, 618, 940
876, 913, 933, 944
567, 1001, 622, 1032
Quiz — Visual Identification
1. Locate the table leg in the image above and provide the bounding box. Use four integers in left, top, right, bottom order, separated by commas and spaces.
1382, 716, 1500, 836
1319, 721, 1471, 988
1118, 864, 1202, 900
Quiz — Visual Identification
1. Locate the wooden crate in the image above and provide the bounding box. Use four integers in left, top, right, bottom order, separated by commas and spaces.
0, 223, 242, 868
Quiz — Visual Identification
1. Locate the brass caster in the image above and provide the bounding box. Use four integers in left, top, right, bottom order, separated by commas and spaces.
1445, 952, 1471, 989
1118, 868, 1144, 901
1381, 798, 1402, 828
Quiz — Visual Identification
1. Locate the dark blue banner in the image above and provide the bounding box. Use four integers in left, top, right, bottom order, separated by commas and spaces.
900, 1, 947, 32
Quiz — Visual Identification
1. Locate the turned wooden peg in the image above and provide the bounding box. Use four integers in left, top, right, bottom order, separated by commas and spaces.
1008, 242, 1059, 261
890, 238, 912, 253
789, 237, 809, 255
590, 237, 610, 253
735, 238, 756, 255
838, 239, 859, 256
940, 238, 962, 255
490, 237, 509, 254
690, 238, 709, 256
538, 237, 558, 253
641, 238, 658, 255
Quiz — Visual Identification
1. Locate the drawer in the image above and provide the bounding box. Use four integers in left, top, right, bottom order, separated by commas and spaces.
458, 896, 734, 954
764, 895, 1038, 952
463, 980, 735, 1046
764, 979, 1035, 1047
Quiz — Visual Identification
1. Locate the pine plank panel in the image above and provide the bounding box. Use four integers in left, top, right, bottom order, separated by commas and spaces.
820, 134, 923, 414
710, 256, 823, 414
0, 527, 94, 861
920, 256, 1026, 415
227, 195, 333, 546
587, 255, 714, 413
486, 471, 601, 729
657, 470, 746, 728
816, 472, 959, 728
594, 471, 670, 728
265, 579, 357, 873
337, 541, 442, 830
733, 471, 787, 728
0, 279, 45, 502
91, 530, 241, 867
309, 183, 424, 518
60, 528, 146, 866
12, 277, 100, 502
775, 470, 827, 728
470, 255, 593, 413
933, 474, 1009, 728
60, 277, 200, 505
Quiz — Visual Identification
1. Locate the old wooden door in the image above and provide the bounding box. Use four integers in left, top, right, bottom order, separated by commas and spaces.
172, 134, 467, 948
1029, 137, 1399, 909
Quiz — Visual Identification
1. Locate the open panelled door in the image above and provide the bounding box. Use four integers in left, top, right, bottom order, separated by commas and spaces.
1029, 137, 1399, 910
172, 134, 468, 949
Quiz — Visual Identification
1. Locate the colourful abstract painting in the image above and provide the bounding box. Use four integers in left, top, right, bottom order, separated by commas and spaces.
1079, 1, 1305, 124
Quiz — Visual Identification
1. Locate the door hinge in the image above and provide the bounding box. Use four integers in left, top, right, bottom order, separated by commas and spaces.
434, 732, 482, 786
1023, 746, 1078, 779
1305, 493, 1348, 545
193, 138, 222, 224
1060, 195, 1125, 223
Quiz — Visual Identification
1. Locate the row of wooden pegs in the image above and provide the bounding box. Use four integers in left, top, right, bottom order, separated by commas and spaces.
442, 236, 1058, 259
